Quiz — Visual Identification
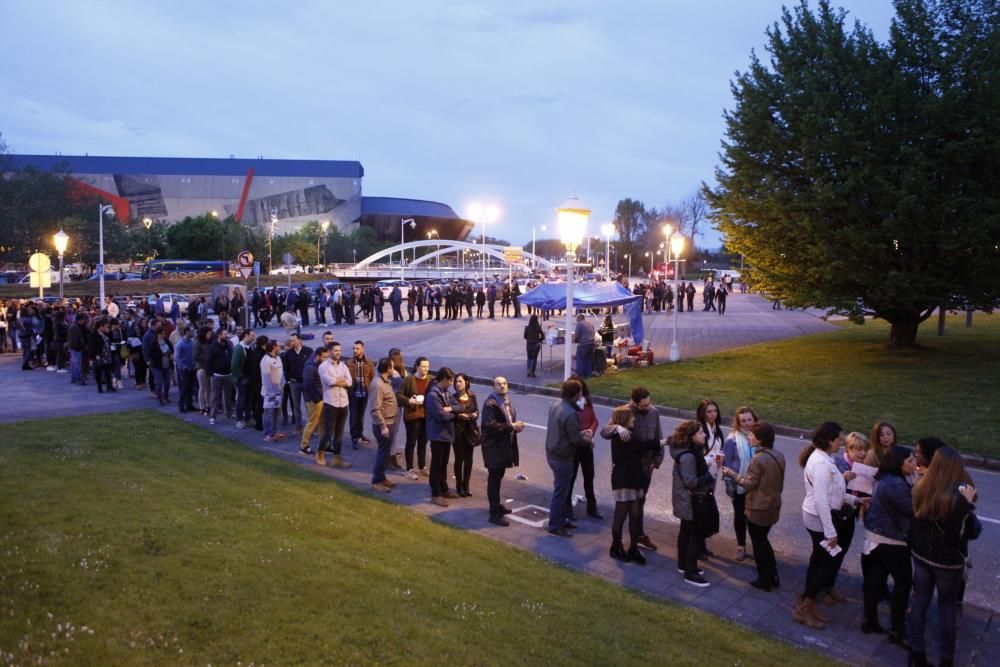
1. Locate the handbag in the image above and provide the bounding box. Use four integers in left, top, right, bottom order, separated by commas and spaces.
692, 492, 720, 538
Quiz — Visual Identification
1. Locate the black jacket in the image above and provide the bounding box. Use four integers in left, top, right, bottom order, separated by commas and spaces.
481, 394, 518, 469
208, 340, 233, 375
910, 495, 981, 570
282, 345, 312, 383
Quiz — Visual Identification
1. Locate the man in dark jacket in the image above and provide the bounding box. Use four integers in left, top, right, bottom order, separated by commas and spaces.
282, 333, 312, 432
207, 329, 234, 424
545, 379, 591, 536
389, 286, 402, 322
68, 312, 89, 384
481, 376, 524, 525
301, 345, 329, 461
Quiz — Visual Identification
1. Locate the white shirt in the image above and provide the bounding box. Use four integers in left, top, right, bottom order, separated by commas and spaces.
260, 354, 284, 397
802, 447, 858, 538
318, 358, 351, 407
106, 301, 120, 318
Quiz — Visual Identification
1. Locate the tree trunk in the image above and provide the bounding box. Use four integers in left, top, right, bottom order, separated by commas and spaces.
887, 311, 922, 348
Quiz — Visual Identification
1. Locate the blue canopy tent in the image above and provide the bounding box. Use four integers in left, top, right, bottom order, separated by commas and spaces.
518, 281, 644, 344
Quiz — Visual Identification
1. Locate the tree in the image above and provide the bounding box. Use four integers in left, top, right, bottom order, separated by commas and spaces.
612, 198, 650, 263
705, 0, 1000, 347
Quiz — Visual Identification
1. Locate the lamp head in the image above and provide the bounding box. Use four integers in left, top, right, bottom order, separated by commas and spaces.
557, 196, 590, 252
210, 210, 219, 219
662, 222, 673, 238
671, 234, 685, 257
53, 229, 69, 255
143, 217, 153, 230
321, 220, 330, 232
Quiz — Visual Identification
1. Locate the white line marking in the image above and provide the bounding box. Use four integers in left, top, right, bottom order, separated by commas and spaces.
978, 516, 1000, 526
523, 422, 546, 429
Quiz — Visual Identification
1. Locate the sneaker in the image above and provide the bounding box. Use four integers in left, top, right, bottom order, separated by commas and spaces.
209, 418, 216, 425
684, 573, 711, 588
636, 535, 658, 551
263, 435, 275, 442
299, 447, 316, 456
370, 482, 391, 494
46, 366, 57, 371
56, 369, 69, 374
420, 466, 430, 477
405, 469, 420, 481
735, 547, 753, 562
431, 497, 449, 507
678, 566, 706, 575
236, 421, 246, 430
382, 478, 398, 489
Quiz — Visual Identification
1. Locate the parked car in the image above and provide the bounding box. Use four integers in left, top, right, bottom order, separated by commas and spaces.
271, 264, 305, 276
146, 293, 190, 314
375, 279, 412, 300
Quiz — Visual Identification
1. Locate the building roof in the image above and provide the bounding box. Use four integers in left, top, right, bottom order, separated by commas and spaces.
5, 154, 364, 178
361, 196, 461, 219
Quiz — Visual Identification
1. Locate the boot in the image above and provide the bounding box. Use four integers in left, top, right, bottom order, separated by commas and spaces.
792, 596, 825, 629
332, 454, 352, 469
806, 597, 831, 624
315, 450, 326, 466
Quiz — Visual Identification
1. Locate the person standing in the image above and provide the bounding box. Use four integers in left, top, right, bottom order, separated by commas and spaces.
545, 379, 591, 537
332, 286, 344, 325
793, 422, 868, 629
685, 281, 696, 311
424, 367, 458, 506
451, 372, 480, 497
860, 445, 915, 645
607, 405, 660, 563
317, 342, 353, 467
476, 286, 486, 319
89, 318, 115, 393
716, 284, 727, 315
207, 329, 233, 424
480, 376, 523, 525
373, 287, 386, 323
722, 405, 759, 561
908, 446, 981, 667
347, 340, 374, 449
260, 340, 285, 442
568, 375, 601, 520
174, 325, 196, 412
68, 312, 89, 384
573, 313, 596, 378
389, 285, 402, 322
406, 285, 417, 321
301, 345, 329, 462
397, 357, 431, 480
676, 281, 685, 312
193, 326, 213, 414
486, 283, 497, 319
281, 333, 312, 433
231, 330, 256, 429
670, 420, 716, 586
368, 357, 400, 493
722, 422, 785, 591
524, 314, 544, 378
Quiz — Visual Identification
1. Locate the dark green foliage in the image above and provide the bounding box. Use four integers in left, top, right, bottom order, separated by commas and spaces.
705, 0, 1000, 346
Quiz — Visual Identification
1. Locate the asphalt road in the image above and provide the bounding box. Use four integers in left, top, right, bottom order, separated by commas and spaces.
480, 384, 1000, 613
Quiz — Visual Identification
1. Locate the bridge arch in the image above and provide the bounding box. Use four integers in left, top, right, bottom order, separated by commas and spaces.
353, 239, 552, 271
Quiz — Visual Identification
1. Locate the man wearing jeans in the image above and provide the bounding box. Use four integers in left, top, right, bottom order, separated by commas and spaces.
281, 333, 312, 432
231, 329, 255, 429
368, 357, 399, 493
545, 379, 590, 537
68, 313, 88, 384
347, 340, 374, 449
318, 342, 352, 468
300, 345, 329, 461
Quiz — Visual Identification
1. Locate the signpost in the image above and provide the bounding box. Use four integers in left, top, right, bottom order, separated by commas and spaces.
28, 253, 51, 299
237, 251, 254, 329
503, 247, 524, 286
283, 252, 294, 289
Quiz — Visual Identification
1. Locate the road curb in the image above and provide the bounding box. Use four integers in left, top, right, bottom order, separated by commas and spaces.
464, 373, 1000, 474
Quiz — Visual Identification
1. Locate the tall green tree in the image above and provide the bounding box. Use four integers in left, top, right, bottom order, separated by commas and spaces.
705, 0, 1000, 347
612, 198, 650, 264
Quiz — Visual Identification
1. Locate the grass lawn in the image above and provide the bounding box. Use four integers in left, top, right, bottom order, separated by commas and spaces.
0, 412, 827, 666
588, 313, 1000, 458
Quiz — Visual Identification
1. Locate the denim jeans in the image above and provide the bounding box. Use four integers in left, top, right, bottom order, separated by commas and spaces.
909, 558, 962, 661
263, 407, 278, 437
210, 374, 234, 418
70, 349, 83, 383
235, 377, 252, 422
429, 440, 451, 497
371, 420, 398, 484
286, 382, 305, 427
575, 346, 593, 378
177, 368, 196, 410
150, 367, 170, 402
547, 456, 575, 530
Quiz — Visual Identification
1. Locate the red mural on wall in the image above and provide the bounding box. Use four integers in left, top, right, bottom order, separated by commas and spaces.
64, 178, 131, 222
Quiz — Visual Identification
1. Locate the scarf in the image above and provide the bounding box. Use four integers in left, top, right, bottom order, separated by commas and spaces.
735, 430, 753, 494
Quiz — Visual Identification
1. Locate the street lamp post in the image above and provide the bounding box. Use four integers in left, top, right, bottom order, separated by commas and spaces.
318, 221, 330, 267
268, 209, 277, 274
401, 218, 416, 280
469, 203, 500, 290
558, 196, 590, 381
53, 229, 69, 300
97, 203, 115, 307
644, 251, 651, 276
601, 223, 615, 280
670, 234, 685, 362
532, 224, 547, 273
428, 230, 440, 270
624, 253, 631, 287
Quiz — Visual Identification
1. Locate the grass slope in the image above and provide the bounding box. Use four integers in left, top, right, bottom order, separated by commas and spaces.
589, 314, 1000, 458
0, 412, 826, 666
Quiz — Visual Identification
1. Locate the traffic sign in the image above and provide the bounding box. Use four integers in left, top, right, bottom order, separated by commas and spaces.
503, 248, 524, 263
237, 250, 253, 268
238, 266, 253, 280
253, 261, 261, 276
29, 253, 51, 273
95, 263, 104, 276
29, 272, 51, 288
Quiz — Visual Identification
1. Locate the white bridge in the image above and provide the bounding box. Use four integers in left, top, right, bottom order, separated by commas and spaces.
338, 239, 552, 280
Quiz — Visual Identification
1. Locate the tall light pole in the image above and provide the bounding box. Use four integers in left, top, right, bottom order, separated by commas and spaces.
401, 218, 416, 280
624, 253, 631, 287
53, 229, 69, 299
601, 223, 615, 280
210, 210, 224, 276
98, 203, 114, 307
318, 220, 330, 266
532, 224, 546, 273
669, 234, 685, 362
558, 196, 589, 381
644, 251, 651, 276
428, 230, 440, 270
268, 209, 277, 274
468, 203, 500, 289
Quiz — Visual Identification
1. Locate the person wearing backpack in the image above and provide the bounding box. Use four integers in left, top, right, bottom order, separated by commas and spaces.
722, 422, 785, 592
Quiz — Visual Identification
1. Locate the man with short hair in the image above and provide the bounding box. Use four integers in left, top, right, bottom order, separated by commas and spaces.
369, 357, 400, 493
68, 312, 89, 385
317, 342, 353, 467
347, 340, 374, 449
545, 379, 590, 537
481, 376, 524, 525
574, 313, 596, 378
281, 332, 312, 432
301, 345, 329, 463
388, 285, 402, 322
174, 326, 196, 413
231, 329, 256, 429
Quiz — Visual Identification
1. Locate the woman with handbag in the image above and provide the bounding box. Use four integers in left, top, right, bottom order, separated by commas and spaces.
860, 445, 915, 645
908, 446, 981, 667
794, 422, 869, 629
451, 372, 480, 497
670, 420, 717, 587
722, 422, 785, 592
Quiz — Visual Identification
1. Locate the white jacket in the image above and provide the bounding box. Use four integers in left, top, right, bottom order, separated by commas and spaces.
802, 447, 858, 538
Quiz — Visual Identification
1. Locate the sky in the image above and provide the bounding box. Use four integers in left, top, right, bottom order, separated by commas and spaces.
0, 0, 897, 248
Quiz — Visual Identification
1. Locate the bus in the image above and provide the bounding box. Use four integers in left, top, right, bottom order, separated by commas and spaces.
142, 260, 231, 280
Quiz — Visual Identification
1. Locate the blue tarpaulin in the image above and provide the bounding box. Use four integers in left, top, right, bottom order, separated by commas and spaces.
519, 281, 644, 344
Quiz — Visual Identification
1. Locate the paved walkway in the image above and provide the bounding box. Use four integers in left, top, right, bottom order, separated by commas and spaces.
1, 298, 994, 665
